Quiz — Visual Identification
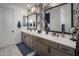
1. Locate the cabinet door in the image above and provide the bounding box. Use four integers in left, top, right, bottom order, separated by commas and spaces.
31, 39, 38, 52
58, 44, 75, 56
22, 33, 32, 47
22, 32, 26, 42
22, 32, 28, 45
39, 38, 58, 49
50, 47, 69, 56
37, 42, 49, 56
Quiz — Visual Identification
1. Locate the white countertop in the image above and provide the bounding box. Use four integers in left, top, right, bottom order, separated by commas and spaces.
21, 27, 76, 49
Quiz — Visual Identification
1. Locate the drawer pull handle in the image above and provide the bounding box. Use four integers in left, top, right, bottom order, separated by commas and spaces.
48, 47, 50, 53
32, 41, 34, 43
24, 36, 26, 38
61, 48, 69, 51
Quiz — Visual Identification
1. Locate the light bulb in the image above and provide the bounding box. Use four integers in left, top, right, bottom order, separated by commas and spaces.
50, 3, 59, 7
27, 5, 30, 8
31, 7, 36, 12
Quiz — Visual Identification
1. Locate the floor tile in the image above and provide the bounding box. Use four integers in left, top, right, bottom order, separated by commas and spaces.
0, 44, 22, 56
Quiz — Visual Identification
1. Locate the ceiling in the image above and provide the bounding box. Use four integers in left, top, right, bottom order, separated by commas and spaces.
7, 3, 61, 9
10, 3, 50, 9
0, 3, 61, 10
8, 3, 36, 9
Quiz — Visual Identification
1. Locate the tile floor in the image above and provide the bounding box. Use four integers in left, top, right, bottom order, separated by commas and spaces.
0, 44, 36, 56
0, 44, 23, 56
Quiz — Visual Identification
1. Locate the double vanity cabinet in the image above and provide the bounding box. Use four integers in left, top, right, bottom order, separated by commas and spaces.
22, 31, 76, 56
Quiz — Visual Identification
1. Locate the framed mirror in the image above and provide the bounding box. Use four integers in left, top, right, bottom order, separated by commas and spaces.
23, 16, 28, 27
45, 3, 73, 34
28, 13, 37, 30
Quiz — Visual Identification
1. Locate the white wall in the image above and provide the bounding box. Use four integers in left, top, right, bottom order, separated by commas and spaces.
0, 8, 3, 42
0, 4, 28, 46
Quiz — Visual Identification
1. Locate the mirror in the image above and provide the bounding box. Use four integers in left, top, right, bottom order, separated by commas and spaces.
45, 4, 72, 33
28, 13, 37, 30
23, 13, 37, 30
23, 16, 28, 27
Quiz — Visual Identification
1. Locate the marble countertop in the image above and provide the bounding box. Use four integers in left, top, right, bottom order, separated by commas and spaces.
21, 27, 76, 49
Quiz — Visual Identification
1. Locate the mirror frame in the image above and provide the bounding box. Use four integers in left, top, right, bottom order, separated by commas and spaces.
23, 16, 28, 27
27, 13, 37, 30
44, 3, 74, 34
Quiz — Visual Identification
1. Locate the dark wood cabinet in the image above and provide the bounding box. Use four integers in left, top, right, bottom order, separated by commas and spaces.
22, 32, 75, 56
37, 42, 49, 56
49, 47, 69, 56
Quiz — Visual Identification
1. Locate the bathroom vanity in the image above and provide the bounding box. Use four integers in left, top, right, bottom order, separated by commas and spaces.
21, 28, 76, 56
21, 3, 76, 56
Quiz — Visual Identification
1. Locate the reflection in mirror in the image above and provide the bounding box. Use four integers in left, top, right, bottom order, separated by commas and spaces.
28, 13, 37, 29
45, 4, 72, 33
23, 16, 28, 27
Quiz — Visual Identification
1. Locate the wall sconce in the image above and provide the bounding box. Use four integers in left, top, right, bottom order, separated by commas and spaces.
17, 21, 21, 28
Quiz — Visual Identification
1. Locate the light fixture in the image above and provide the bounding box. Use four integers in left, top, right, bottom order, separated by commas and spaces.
50, 3, 60, 7
31, 6, 36, 12
26, 4, 31, 9
50, 3, 56, 7
27, 4, 30, 8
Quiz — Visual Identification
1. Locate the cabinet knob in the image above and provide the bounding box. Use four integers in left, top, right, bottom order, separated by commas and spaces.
32, 41, 34, 43
24, 36, 26, 38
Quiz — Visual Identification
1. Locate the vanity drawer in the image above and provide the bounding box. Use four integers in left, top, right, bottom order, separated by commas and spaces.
39, 38, 58, 48
50, 47, 69, 56
31, 36, 39, 41
58, 44, 75, 56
